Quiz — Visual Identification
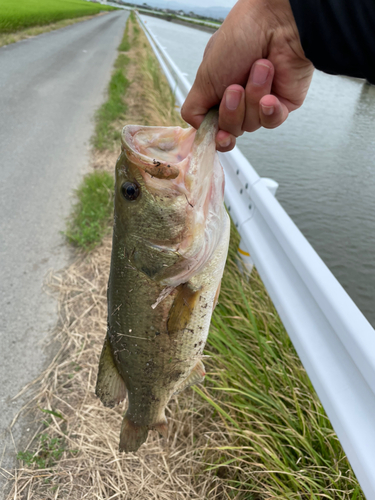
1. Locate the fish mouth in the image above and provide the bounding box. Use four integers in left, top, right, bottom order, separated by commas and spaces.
122, 124, 196, 181
121, 112, 224, 286
121, 110, 219, 197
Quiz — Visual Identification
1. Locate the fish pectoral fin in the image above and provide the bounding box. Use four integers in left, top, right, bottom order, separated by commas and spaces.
167, 283, 201, 335
119, 416, 148, 453
95, 337, 127, 408
174, 360, 206, 394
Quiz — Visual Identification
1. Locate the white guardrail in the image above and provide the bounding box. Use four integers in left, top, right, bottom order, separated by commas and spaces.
137, 13, 375, 498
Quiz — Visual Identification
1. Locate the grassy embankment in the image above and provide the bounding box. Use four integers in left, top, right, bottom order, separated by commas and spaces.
0, 0, 116, 48
138, 9, 221, 29
8, 12, 364, 500
121, 3, 221, 29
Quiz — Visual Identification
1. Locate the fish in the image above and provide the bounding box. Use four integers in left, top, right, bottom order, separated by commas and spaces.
95, 109, 230, 453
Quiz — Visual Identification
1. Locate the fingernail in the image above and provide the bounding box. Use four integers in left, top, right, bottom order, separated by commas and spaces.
261, 104, 274, 116
218, 137, 231, 148
251, 63, 270, 86
225, 90, 241, 111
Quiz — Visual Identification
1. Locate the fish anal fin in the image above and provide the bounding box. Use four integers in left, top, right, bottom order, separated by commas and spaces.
167, 283, 201, 335
119, 416, 148, 453
174, 360, 206, 394
95, 337, 127, 408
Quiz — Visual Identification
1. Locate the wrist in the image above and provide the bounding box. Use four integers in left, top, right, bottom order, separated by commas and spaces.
265, 0, 307, 61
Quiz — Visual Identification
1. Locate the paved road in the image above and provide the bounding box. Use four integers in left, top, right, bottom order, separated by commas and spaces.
0, 10, 128, 494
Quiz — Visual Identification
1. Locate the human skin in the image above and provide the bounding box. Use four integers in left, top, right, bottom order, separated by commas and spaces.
181, 0, 315, 152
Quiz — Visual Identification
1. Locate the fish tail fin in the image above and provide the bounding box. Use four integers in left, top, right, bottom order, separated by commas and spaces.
119, 415, 149, 453
119, 412, 169, 452
96, 337, 127, 408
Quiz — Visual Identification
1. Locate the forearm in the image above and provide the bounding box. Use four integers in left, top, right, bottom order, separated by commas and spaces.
289, 0, 375, 83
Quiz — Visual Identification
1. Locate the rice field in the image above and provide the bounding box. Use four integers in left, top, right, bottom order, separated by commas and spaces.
0, 0, 116, 34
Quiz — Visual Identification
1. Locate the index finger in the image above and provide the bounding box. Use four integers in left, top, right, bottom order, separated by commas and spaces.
181, 77, 220, 129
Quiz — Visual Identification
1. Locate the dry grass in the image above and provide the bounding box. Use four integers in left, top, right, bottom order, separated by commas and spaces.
4, 237, 233, 499
120, 13, 183, 128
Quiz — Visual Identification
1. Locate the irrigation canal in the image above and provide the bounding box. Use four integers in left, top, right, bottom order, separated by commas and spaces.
0, 10, 129, 493
140, 14, 375, 328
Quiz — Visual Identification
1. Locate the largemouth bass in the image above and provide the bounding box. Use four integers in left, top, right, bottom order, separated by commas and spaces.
96, 109, 230, 453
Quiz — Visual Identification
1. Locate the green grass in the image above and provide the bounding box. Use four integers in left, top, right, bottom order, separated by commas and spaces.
118, 11, 139, 52
117, 11, 132, 51
92, 15, 134, 150
193, 224, 364, 498
65, 171, 114, 250
17, 406, 67, 470
0, 0, 116, 34
92, 68, 130, 149
17, 435, 65, 469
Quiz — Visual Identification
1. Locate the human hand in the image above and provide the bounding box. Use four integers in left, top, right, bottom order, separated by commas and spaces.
181, 0, 314, 151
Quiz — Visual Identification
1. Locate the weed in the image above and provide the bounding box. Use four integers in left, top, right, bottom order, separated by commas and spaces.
65, 171, 114, 250
114, 53, 130, 69
145, 53, 163, 94
93, 28, 131, 150
17, 434, 66, 469
131, 11, 140, 36
40, 408, 65, 420
191, 223, 365, 496
118, 18, 131, 51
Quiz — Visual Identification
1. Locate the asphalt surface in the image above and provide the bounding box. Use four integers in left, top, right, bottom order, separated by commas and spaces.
0, 10, 129, 495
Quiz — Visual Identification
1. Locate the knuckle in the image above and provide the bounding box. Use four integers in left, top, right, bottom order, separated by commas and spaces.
245, 85, 268, 105
261, 117, 284, 129
242, 115, 260, 133
243, 123, 260, 133
219, 121, 241, 138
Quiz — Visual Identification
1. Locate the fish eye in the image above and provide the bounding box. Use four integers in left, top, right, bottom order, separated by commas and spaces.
121, 181, 140, 201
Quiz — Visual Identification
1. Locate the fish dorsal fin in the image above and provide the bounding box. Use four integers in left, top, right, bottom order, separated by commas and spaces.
174, 360, 206, 394
95, 337, 127, 408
